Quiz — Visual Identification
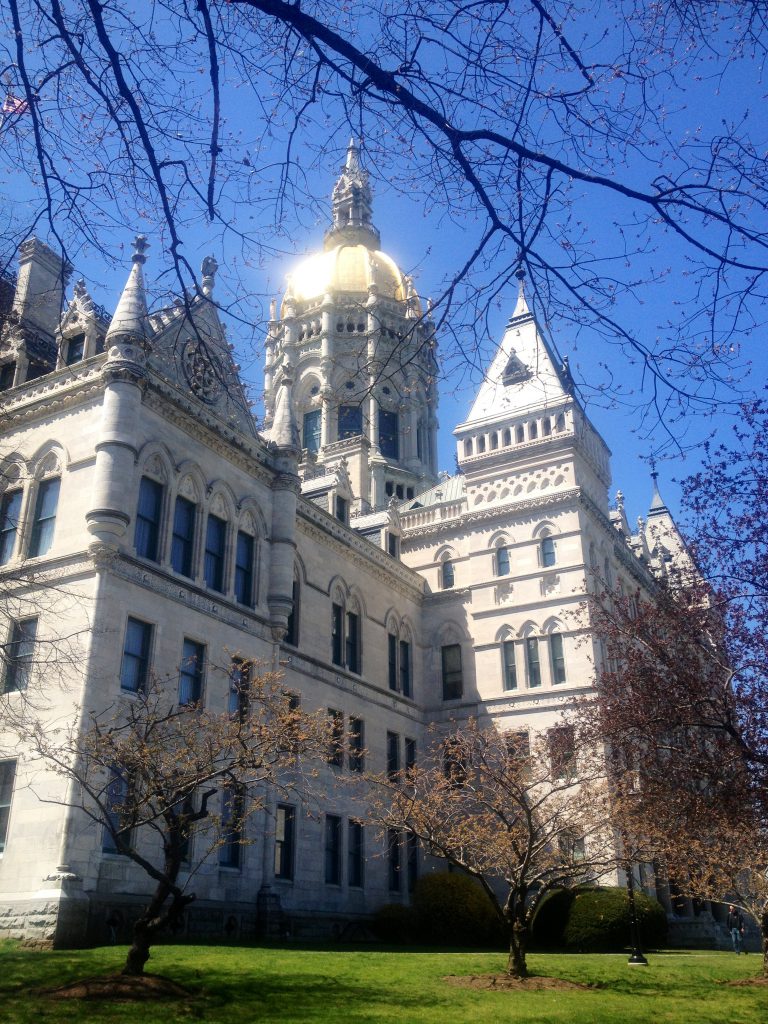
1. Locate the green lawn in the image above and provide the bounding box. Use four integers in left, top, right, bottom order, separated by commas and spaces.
0, 941, 765, 1024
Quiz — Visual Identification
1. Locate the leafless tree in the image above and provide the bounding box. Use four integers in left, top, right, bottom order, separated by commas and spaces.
367, 720, 614, 977
18, 667, 326, 976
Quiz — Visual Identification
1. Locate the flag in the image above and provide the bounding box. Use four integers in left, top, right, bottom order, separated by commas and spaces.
2, 95, 29, 116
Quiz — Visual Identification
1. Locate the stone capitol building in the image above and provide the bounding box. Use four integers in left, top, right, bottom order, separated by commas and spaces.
0, 142, 715, 948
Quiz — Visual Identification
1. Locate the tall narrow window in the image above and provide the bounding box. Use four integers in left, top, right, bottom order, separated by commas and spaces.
525, 637, 541, 688
331, 603, 344, 666
120, 618, 152, 694
228, 659, 251, 721
0, 363, 16, 391
234, 530, 255, 606
379, 410, 399, 459
102, 767, 132, 854
496, 546, 510, 577
388, 829, 401, 891
349, 717, 365, 773
348, 820, 364, 888
502, 640, 517, 691
219, 783, 245, 868
0, 759, 17, 853
550, 633, 567, 684
549, 726, 576, 781
303, 409, 321, 452
179, 639, 205, 705
284, 578, 299, 646
399, 639, 412, 698
388, 633, 398, 691
274, 804, 295, 880
386, 731, 400, 780
335, 495, 348, 523
407, 834, 419, 893
134, 476, 162, 562
2, 618, 37, 693
338, 405, 362, 439
29, 477, 61, 557
204, 514, 226, 592
65, 333, 85, 365
441, 559, 455, 589
0, 489, 22, 565
541, 535, 556, 567
441, 643, 463, 700
324, 814, 342, 885
346, 611, 360, 673
404, 737, 416, 774
170, 496, 196, 577
327, 709, 344, 768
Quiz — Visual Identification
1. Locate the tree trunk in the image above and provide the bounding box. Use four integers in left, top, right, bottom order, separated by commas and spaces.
123, 917, 153, 976
506, 919, 529, 978
121, 879, 191, 976
762, 910, 768, 977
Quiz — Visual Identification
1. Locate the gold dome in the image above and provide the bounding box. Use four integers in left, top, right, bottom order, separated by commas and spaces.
287, 243, 415, 309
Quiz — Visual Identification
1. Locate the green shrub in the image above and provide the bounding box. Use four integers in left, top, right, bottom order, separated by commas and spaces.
371, 903, 417, 944
411, 872, 504, 947
563, 887, 668, 952
530, 888, 575, 949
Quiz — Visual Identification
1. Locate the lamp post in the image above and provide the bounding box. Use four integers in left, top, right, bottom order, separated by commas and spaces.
625, 856, 649, 966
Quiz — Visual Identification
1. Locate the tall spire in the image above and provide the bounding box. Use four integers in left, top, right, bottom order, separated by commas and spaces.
648, 466, 669, 517
511, 266, 531, 320
324, 138, 381, 251
106, 235, 149, 342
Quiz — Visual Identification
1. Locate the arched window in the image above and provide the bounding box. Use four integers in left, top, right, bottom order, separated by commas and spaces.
477, 436, 486, 454
464, 438, 473, 457
502, 429, 512, 446
516, 425, 525, 443
529, 421, 538, 440
550, 633, 566, 684
441, 559, 455, 589
556, 412, 566, 432
541, 535, 556, 567
542, 418, 552, 436
490, 433, 499, 450
496, 546, 510, 577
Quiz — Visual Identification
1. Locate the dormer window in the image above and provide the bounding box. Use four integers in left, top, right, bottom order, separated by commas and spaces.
65, 333, 85, 365
0, 363, 16, 391
502, 351, 531, 385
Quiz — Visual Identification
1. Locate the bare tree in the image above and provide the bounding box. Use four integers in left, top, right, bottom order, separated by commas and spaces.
1, 2, 767, 434
19, 667, 326, 976
368, 721, 614, 978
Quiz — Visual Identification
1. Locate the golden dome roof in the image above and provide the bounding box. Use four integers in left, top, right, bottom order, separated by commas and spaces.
289, 243, 410, 307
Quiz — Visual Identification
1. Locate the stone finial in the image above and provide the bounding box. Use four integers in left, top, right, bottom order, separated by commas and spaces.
615, 489, 625, 515
201, 255, 218, 297
512, 266, 530, 318
132, 234, 149, 263
269, 298, 277, 321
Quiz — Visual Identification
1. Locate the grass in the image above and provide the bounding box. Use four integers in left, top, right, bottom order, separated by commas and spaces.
0, 940, 765, 1024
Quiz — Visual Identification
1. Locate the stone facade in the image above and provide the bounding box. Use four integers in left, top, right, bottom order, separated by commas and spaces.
0, 146, 707, 948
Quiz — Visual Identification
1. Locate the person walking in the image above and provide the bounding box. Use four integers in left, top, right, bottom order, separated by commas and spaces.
726, 905, 744, 954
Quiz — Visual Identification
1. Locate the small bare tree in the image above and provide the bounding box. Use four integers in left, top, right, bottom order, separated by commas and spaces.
368, 720, 614, 978
20, 666, 326, 976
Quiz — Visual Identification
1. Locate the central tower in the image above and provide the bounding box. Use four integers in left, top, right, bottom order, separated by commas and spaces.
263, 141, 439, 514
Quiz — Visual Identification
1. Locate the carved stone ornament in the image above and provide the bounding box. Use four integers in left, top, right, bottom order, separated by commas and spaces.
182, 340, 223, 404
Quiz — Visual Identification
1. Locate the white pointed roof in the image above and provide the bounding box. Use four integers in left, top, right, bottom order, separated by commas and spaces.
106, 235, 149, 341
456, 285, 572, 433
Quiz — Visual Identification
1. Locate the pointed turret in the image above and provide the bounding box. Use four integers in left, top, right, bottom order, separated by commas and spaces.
324, 138, 381, 251
647, 469, 669, 517
106, 235, 149, 344
511, 267, 531, 320
270, 374, 299, 450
